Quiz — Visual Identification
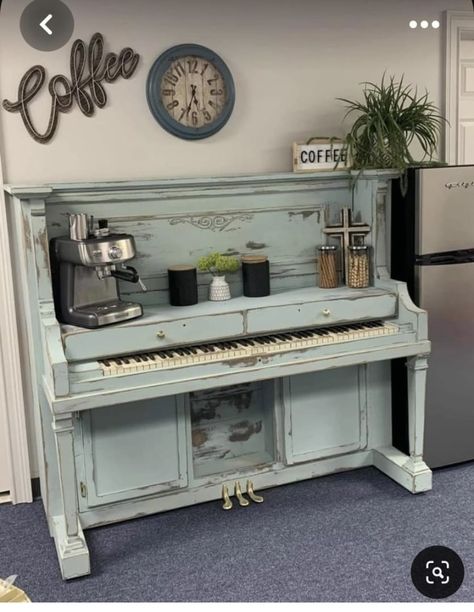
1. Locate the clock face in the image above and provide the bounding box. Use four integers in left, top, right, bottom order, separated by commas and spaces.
160, 56, 227, 129
147, 45, 235, 140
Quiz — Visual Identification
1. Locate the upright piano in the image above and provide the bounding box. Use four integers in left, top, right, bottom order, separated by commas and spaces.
5, 170, 432, 580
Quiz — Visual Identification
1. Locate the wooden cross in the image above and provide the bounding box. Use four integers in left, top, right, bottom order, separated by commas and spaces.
323, 207, 371, 283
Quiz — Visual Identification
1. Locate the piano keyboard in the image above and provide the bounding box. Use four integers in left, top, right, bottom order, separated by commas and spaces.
99, 320, 399, 376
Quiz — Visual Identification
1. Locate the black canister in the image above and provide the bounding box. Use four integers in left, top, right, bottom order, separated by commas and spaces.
168, 265, 198, 306
241, 255, 270, 297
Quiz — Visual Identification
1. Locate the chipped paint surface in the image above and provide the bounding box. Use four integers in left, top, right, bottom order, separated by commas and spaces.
190, 382, 273, 470
246, 241, 267, 250
229, 420, 263, 442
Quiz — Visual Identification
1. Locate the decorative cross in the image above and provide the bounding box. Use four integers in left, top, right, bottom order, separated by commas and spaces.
323, 207, 371, 282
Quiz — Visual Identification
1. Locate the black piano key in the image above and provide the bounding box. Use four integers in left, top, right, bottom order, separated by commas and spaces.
115, 358, 124, 365
103, 359, 111, 366
188, 347, 198, 354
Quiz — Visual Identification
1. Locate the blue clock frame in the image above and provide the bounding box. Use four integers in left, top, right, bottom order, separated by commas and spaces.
146, 44, 235, 140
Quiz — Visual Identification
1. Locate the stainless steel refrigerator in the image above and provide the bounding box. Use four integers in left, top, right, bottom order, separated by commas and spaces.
391, 165, 474, 468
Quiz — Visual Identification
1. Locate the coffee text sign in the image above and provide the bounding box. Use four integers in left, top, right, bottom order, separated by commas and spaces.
293, 140, 347, 172
2, 33, 140, 144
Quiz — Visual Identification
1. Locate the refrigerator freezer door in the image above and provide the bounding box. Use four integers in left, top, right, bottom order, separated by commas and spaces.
419, 262, 474, 467
417, 166, 474, 255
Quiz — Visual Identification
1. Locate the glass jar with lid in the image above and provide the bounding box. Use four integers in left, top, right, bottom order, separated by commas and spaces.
318, 245, 338, 288
347, 245, 370, 288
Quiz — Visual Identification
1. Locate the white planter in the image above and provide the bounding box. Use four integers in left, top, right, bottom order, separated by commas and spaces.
209, 275, 231, 301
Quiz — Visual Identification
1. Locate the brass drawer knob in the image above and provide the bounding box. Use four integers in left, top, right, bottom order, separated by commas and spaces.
156, 330, 165, 338
322, 308, 331, 317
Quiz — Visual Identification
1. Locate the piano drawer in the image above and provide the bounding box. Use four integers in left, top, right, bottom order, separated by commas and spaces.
246, 293, 397, 334
63, 312, 244, 361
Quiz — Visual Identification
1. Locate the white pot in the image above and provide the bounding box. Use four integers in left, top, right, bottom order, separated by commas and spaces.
209, 275, 231, 301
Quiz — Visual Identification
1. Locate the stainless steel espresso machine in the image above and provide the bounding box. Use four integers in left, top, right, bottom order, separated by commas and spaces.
50, 213, 146, 328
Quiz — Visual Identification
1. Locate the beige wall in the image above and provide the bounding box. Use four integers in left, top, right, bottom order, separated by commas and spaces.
0, 0, 470, 185
0, 0, 470, 479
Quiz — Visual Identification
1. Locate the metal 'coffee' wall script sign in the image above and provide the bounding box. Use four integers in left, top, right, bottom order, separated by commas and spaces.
2, 33, 140, 144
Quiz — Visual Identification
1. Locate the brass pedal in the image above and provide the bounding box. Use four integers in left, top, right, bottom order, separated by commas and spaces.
235, 481, 250, 507
247, 480, 264, 503
222, 485, 233, 510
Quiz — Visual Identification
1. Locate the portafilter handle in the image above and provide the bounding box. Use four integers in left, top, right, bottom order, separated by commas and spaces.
111, 265, 147, 292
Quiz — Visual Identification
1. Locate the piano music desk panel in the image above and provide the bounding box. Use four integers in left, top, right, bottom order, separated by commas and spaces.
4, 171, 432, 580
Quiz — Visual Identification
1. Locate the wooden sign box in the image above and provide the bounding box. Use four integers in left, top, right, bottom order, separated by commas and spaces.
293, 139, 348, 172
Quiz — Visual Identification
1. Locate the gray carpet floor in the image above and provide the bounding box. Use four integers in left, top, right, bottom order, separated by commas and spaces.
0, 464, 473, 602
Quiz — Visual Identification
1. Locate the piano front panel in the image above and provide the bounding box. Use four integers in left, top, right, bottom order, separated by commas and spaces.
77, 395, 188, 509
190, 381, 275, 479
284, 366, 367, 464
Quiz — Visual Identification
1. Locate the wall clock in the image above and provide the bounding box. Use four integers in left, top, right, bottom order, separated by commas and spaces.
146, 44, 235, 140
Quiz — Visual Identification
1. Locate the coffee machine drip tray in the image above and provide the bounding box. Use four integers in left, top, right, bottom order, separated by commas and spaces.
73, 300, 143, 328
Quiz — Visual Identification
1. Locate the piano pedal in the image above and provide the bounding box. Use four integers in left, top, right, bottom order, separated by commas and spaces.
246, 480, 264, 503
222, 485, 233, 510
235, 481, 250, 507
222, 485, 234, 510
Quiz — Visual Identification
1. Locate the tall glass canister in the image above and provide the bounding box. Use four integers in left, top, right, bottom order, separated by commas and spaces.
318, 245, 338, 288
347, 245, 370, 288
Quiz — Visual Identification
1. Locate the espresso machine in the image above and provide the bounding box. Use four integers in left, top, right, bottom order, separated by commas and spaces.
50, 214, 146, 328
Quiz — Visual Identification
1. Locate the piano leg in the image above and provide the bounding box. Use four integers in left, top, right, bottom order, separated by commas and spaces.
373, 354, 433, 494
50, 413, 90, 580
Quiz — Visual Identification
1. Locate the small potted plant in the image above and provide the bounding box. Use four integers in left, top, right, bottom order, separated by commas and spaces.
197, 252, 240, 301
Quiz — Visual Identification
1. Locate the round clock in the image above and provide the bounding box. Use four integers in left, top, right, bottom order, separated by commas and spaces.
146, 44, 235, 140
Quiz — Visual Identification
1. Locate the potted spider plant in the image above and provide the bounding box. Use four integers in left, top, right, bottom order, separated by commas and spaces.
338, 75, 446, 193
198, 252, 240, 301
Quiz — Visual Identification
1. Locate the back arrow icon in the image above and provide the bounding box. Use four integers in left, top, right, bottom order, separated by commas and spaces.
40, 14, 53, 36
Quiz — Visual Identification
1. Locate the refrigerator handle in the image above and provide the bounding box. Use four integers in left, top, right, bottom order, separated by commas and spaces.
416, 248, 474, 266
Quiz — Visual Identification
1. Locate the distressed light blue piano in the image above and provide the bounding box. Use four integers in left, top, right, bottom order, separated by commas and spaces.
5, 170, 432, 579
